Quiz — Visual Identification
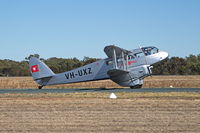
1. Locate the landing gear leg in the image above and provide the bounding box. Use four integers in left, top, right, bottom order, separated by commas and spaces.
38, 86, 43, 89
130, 84, 143, 89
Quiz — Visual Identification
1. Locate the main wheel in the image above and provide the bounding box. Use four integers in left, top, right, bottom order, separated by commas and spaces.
38, 86, 43, 89
130, 84, 143, 89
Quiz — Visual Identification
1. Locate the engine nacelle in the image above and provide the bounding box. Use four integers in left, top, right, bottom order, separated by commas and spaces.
129, 65, 152, 79
108, 65, 152, 88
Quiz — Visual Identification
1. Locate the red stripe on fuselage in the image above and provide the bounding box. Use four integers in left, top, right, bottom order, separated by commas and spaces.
128, 60, 137, 65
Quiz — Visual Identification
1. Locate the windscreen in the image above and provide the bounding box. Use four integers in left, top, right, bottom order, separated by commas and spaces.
142, 47, 159, 56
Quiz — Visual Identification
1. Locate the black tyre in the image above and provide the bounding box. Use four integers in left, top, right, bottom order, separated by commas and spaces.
38, 86, 43, 89
130, 84, 143, 89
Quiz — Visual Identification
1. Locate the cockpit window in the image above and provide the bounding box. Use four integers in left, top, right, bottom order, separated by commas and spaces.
142, 47, 159, 56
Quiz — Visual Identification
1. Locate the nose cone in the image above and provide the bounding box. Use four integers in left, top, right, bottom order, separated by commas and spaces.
159, 51, 169, 61
146, 50, 169, 65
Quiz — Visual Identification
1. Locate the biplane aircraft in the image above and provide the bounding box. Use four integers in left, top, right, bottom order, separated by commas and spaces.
29, 45, 168, 89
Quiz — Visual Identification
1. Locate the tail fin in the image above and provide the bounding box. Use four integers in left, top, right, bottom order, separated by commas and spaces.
29, 57, 55, 86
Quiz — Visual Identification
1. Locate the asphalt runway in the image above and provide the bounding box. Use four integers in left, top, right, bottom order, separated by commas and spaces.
0, 88, 200, 94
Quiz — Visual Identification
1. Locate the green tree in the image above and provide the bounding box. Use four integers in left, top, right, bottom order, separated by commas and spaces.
25, 54, 40, 60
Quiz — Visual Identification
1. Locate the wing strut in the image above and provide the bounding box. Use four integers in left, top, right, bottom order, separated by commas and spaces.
113, 49, 118, 69
112, 48, 130, 71
104, 45, 132, 71
126, 54, 128, 71
122, 51, 126, 70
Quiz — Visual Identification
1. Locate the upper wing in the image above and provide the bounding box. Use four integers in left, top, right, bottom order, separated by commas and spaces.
104, 45, 132, 58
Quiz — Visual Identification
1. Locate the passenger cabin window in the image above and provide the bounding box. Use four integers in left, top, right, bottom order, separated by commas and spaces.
142, 47, 159, 56
128, 55, 135, 60
134, 52, 144, 58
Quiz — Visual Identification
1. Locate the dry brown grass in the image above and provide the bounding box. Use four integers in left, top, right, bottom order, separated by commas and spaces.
0, 75, 200, 89
0, 77, 38, 89
0, 93, 200, 133
144, 75, 200, 88
1, 92, 200, 99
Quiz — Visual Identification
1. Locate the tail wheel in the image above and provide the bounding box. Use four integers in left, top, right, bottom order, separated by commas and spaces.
130, 85, 143, 89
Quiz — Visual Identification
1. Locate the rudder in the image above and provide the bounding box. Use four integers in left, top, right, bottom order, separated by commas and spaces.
29, 57, 55, 86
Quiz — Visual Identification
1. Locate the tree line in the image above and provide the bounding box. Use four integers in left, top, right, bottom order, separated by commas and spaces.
0, 55, 99, 76
0, 54, 200, 76
153, 54, 200, 75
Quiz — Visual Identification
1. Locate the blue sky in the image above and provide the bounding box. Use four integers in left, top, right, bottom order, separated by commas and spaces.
0, 0, 200, 61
